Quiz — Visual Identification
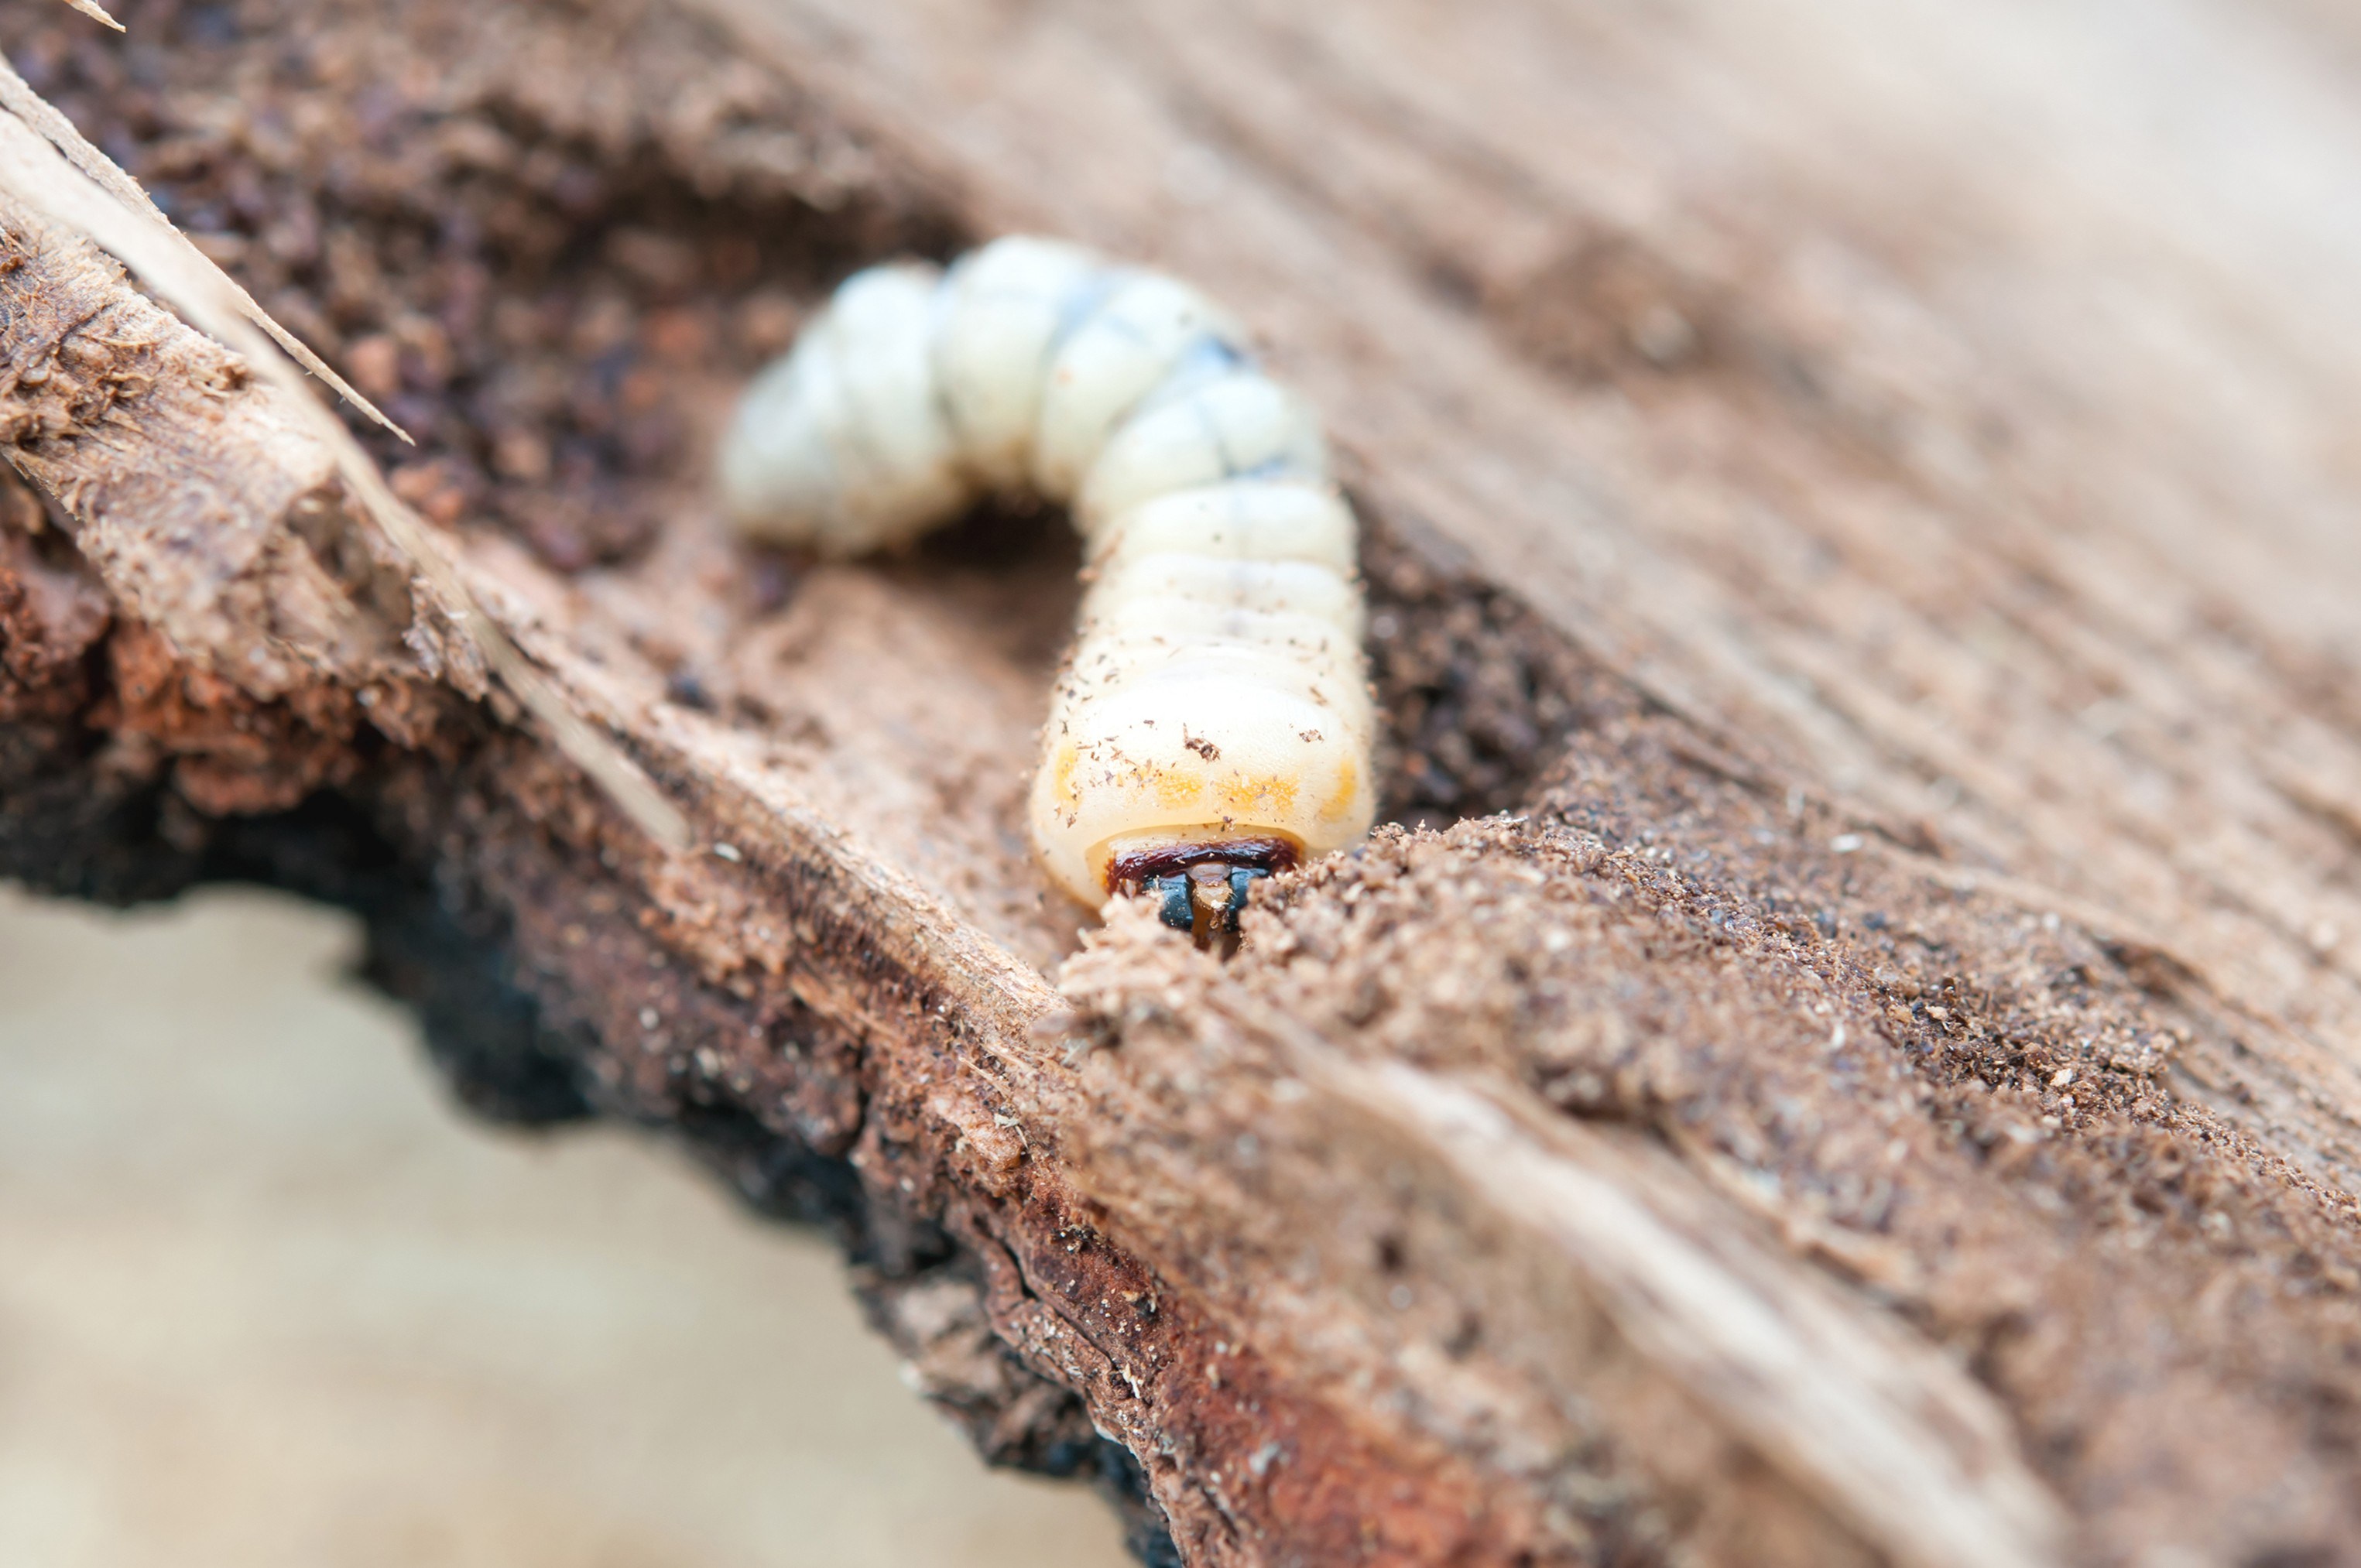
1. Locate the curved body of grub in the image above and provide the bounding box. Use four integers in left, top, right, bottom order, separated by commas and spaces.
719, 237, 1374, 928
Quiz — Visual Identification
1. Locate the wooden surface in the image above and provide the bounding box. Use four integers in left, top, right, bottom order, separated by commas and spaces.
3, 1, 2361, 1563
700, 0, 2361, 1183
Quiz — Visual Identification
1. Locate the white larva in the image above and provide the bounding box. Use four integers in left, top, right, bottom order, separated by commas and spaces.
719, 236, 1375, 935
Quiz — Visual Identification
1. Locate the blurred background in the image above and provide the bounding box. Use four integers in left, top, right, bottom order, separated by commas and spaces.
0, 885, 1129, 1568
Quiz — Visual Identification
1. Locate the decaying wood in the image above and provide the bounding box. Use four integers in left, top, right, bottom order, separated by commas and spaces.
5, 1, 2361, 1563
0, 60, 691, 850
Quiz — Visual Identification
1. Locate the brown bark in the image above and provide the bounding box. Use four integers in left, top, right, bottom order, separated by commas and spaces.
4, 1, 2360, 1564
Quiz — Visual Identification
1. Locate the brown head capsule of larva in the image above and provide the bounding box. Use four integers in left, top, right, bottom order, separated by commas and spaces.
718, 236, 1376, 945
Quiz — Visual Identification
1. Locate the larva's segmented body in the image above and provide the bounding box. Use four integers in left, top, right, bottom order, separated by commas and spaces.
720, 238, 1375, 935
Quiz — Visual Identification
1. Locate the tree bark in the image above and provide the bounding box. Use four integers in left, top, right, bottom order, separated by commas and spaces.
5, 1, 2361, 1564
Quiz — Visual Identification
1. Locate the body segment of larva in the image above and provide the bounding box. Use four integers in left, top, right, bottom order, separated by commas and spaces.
720, 237, 1376, 933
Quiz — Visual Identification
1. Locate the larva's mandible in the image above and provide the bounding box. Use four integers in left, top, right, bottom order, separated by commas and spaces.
718, 237, 1374, 936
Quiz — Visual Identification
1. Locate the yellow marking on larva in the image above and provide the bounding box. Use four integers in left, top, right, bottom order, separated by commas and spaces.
1218, 772, 1299, 817
1316, 755, 1360, 823
1156, 769, 1207, 810
720, 234, 1378, 911
1102, 751, 1210, 810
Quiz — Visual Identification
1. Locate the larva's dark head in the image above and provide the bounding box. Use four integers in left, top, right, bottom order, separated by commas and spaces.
1111, 837, 1297, 949
1104, 835, 1299, 889
1139, 862, 1273, 946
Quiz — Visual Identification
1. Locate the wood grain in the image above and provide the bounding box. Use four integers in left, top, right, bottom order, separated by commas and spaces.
5, 0, 2361, 1561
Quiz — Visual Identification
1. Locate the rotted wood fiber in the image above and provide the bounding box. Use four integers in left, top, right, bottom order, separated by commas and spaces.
5, 2, 2361, 1566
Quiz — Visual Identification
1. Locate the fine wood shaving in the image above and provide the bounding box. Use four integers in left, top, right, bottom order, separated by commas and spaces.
56, 0, 123, 33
